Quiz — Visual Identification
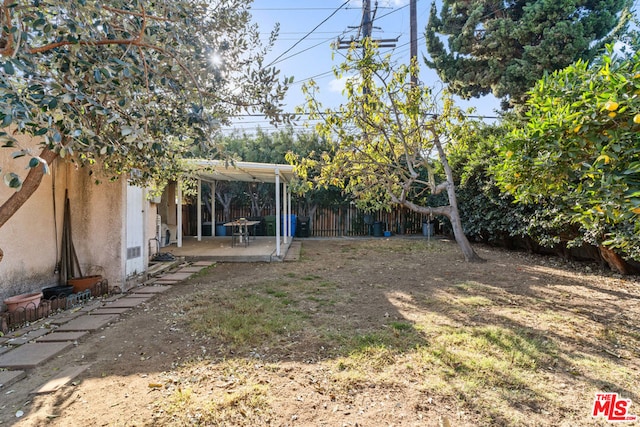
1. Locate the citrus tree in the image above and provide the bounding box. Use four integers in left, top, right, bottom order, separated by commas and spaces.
293, 40, 482, 262
0, 0, 289, 231
495, 44, 640, 271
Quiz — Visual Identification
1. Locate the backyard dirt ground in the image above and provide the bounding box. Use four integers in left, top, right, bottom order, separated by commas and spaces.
1, 237, 639, 426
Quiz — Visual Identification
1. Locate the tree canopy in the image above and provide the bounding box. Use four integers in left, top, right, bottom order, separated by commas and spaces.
495, 44, 640, 264
0, 0, 290, 229
425, 0, 632, 108
294, 40, 482, 262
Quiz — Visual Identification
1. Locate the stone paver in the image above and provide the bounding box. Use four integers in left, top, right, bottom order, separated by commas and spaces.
159, 272, 192, 281
92, 307, 131, 315
80, 301, 105, 312
101, 295, 153, 309
5, 328, 51, 346
0, 370, 26, 389
103, 294, 125, 302
130, 285, 172, 294
55, 314, 118, 332
32, 364, 91, 395
177, 266, 205, 273
0, 342, 73, 369
35, 331, 89, 343
0, 346, 10, 356
48, 311, 84, 326
152, 279, 180, 284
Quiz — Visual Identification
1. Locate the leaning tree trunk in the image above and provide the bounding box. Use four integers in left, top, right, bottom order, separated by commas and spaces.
0, 148, 58, 263
0, 148, 58, 229
433, 133, 483, 263
599, 245, 634, 275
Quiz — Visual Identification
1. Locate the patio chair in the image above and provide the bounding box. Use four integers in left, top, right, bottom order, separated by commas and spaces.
231, 218, 249, 247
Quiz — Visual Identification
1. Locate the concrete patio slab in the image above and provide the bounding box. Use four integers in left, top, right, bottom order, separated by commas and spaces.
32, 364, 91, 395
191, 261, 215, 266
55, 314, 118, 332
0, 342, 73, 369
102, 295, 153, 309
35, 331, 89, 343
130, 285, 172, 294
0, 370, 26, 389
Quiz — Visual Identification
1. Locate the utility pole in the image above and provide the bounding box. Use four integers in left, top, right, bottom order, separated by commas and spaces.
337, 0, 398, 50
410, 0, 418, 85
363, 0, 372, 40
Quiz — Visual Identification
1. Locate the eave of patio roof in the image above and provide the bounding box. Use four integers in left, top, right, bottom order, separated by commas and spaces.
186, 159, 295, 184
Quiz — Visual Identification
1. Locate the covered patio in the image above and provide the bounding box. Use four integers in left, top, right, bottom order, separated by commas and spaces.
167, 159, 297, 261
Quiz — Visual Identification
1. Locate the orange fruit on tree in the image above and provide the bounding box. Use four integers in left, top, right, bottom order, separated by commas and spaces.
604, 101, 619, 111
634, 113, 640, 124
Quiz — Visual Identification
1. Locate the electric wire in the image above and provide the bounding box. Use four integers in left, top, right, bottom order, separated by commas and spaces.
266, 0, 351, 68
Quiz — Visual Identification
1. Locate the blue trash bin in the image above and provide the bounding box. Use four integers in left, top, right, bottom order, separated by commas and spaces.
281, 214, 297, 237
215, 222, 227, 237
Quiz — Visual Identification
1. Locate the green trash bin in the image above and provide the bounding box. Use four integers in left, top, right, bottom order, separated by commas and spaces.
265, 215, 276, 236
372, 221, 384, 237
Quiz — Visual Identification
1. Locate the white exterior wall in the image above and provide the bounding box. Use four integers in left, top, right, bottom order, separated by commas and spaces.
0, 132, 151, 307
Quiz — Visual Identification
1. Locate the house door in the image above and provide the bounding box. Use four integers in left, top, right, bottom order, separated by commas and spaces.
126, 184, 145, 277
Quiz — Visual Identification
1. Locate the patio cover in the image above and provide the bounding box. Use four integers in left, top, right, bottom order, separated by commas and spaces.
187, 159, 295, 184
177, 159, 296, 257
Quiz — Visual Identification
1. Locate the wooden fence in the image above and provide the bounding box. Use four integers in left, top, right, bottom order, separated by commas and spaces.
188, 204, 437, 237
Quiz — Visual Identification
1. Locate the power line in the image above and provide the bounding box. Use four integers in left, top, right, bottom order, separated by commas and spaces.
266, 0, 351, 68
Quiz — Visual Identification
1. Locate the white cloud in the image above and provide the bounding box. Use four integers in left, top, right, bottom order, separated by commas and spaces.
328, 77, 348, 93
327, 75, 361, 94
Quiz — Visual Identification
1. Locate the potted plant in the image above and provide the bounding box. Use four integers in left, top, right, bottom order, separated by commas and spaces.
68, 275, 103, 295
4, 292, 43, 312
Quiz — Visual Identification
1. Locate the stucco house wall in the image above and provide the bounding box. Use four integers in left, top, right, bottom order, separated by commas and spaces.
0, 132, 150, 308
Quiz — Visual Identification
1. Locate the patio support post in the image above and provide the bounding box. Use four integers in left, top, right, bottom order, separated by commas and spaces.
275, 168, 281, 257
211, 181, 216, 236
177, 179, 183, 248
283, 182, 290, 244
197, 178, 202, 241
287, 184, 292, 243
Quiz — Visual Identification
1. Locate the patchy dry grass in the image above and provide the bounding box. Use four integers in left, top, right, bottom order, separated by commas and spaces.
25, 238, 637, 427
150, 239, 640, 426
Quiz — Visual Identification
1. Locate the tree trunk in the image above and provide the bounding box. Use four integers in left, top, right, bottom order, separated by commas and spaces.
432, 135, 484, 262
0, 148, 58, 264
216, 191, 233, 222
0, 148, 58, 229
599, 245, 633, 275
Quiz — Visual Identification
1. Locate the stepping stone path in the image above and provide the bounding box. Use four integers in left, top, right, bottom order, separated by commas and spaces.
0, 342, 73, 369
99, 295, 153, 309
0, 370, 26, 389
55, 314, 118, 332
35, 331, 89, 343
0, 261, 214, 395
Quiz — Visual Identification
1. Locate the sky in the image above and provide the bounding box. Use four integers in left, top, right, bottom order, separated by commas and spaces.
224, 0, 637, 134
223, 0, 502, 134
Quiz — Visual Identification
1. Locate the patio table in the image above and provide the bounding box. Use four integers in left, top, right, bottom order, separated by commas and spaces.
223, 220, 260, 244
